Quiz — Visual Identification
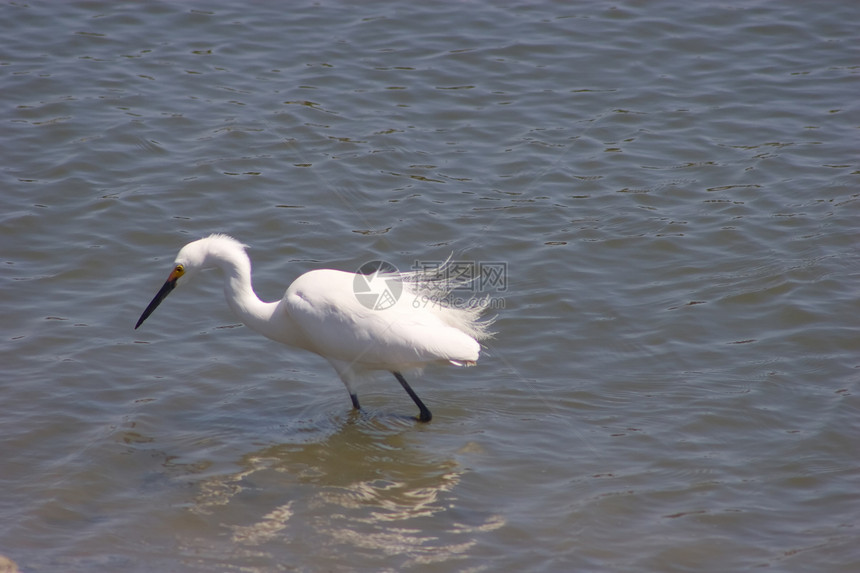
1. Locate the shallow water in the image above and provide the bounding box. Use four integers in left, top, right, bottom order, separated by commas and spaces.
1, 1, 858, 571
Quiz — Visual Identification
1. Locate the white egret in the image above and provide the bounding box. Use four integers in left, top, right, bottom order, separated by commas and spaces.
134, 234, 494, 422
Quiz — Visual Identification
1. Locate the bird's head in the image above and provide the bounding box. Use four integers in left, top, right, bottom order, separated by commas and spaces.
134, 235, 238, 329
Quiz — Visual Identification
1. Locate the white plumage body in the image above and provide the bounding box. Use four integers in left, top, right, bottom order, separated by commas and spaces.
135, 234, 493, 422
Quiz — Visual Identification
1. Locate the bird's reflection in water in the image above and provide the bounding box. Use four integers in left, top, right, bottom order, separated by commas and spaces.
187, 413, 504, 568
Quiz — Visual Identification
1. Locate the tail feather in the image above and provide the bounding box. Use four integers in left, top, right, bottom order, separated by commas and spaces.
400, 258, 496, 341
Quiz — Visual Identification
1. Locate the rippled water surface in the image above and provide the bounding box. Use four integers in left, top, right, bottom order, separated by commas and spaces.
2, 1, 858, 571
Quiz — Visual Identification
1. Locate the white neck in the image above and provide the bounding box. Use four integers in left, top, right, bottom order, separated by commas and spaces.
209, 247, 299, 346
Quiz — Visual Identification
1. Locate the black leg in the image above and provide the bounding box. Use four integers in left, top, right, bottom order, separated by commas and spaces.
393, 371, 432, 423
350, 393, 361, 410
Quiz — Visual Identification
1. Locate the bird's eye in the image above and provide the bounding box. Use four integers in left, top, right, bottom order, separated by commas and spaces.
175, 264, 185, 274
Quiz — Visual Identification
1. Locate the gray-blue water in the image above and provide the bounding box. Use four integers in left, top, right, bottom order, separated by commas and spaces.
1, 1, 858, 571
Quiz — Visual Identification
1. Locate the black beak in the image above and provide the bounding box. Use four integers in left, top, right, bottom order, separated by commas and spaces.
135, 277, 177, 329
